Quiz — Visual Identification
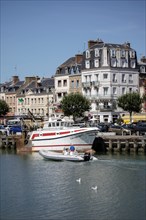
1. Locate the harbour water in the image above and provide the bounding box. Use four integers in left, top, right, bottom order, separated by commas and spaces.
0, 150, 146, 220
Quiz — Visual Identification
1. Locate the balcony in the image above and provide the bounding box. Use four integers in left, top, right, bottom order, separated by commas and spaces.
82, 82, 92, 88
92, 81, 100, 87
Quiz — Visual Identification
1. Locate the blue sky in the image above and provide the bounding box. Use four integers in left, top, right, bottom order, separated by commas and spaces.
0, 0, 145, 83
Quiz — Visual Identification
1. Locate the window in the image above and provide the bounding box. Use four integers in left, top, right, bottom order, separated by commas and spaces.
129, 88, 132, 93
86, 50, 90, 58
121, 60, 126, 68
131, 61, 135, 68
71, 80, 74, 88
122, 74, 126, 83
58, 80, 61, 87
121, 50, 125, 57
129, 74, 133, 83
113, 87, 117, 95
95, 74, 99, 81
58, 93, 62, 98
111, 59, 117, 67
76, 80, 79, 88
130, 50, 135, 58
122, 87, 126, 95
95, 48, 100, 57
104, 102, 108, 108
94, 59, 99, 67
85, 60, 90, 69
96, 88, 99, 95
140, 66, 145, 73
103, 87, 108, 95
63, 80, 67, 87
103, 74, 108, 79
110, 49, 116, 57
113, 74, 117, 82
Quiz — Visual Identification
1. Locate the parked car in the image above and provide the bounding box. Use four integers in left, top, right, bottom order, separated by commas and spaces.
97, 123, 109, 132
132, 122, 146, 135
9, 126, 22, 134
0, 125, 7, 135
108, 124, 131, 135
121, 122, 146, 135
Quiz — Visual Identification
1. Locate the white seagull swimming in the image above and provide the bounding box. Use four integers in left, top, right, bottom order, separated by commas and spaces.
76, 178, 81, 183
91, 186, 98, 191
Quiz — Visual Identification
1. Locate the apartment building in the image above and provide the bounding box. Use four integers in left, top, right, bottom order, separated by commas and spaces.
81, 39, 139, 123
16, 77, 54, 117
54, 54, 83, 104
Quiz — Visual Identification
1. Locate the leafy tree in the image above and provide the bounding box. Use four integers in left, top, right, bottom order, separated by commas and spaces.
117, 92, 143, 123
61, 93, 91, 122
0, 99, 9, 116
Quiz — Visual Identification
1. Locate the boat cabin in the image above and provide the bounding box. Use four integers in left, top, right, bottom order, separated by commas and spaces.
43, 118, 74, 130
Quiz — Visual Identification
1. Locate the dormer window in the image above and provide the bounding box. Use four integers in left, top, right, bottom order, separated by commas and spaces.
110, 49, 116, 57
130, 50, 135, 58
131, 60, 136, 68
121, 60, 126, 68
111, 58, 117, 67
86, 50, 90, 59
95, 48, 100, 57
121, 50, 125, 57
140, 66, 145, 73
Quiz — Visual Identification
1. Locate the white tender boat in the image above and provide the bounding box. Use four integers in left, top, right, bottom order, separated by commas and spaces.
39, 149, 98, 162
25, 118, 99, 152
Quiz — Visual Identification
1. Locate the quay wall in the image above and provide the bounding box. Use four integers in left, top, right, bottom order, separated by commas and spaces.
0, 134, 146, 153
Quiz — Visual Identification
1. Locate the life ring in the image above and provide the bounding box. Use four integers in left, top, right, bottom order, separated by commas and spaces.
24, 139, 28, 145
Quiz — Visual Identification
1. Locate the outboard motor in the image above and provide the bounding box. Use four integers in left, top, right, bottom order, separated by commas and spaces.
84, 152, 91, 161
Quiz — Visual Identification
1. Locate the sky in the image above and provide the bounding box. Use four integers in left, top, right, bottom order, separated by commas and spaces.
0, 0, 146, 83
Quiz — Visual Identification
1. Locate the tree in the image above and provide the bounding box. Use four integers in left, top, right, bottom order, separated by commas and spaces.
60, 93, 91, 122
0, 99, 9, 116
117, 92, 143, 123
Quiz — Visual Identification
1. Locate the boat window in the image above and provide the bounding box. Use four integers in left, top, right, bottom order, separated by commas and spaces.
56, 122, 60, 127
48, 123, 51, 127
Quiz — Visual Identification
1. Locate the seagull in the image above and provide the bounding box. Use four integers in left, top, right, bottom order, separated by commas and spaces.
91, 186, 98, 191
76, 178, 81, 183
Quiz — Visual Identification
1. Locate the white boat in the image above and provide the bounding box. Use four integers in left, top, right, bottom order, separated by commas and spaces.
39, 149, 98, 162
25, 117, 99, 152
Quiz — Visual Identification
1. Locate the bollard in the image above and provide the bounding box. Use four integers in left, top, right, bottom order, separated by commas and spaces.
108, 139, 113, 151
133, 141, 138, 153
125, 140, 130, 152
117, 140, 121, 152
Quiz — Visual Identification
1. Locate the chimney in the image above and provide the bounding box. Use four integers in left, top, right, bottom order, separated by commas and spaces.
75, 54, 83, 63
88, 39, 104, 49
88, 40, 97, 49
140, 56, 146, 63
123, 41, 131, 48
12, 75, 19, 84
25, 76, 36, 84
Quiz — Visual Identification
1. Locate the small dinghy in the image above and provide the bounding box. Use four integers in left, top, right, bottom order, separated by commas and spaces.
39, 148, 98, 162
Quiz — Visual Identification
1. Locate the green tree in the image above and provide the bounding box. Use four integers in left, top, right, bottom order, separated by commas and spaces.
117, 92, 143, 123
61, 93, 91, 122
0, 99, 9, 116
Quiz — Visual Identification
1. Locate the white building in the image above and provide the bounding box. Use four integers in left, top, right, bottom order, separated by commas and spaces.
82, 39, 139, 123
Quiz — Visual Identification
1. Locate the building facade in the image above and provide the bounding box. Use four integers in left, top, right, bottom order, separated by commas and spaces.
81, 39, 139, 122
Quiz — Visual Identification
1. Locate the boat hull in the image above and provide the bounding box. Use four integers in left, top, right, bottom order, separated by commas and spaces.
28, 128, 98, 152
39, 150, 98, 162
